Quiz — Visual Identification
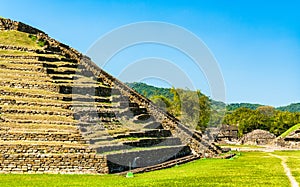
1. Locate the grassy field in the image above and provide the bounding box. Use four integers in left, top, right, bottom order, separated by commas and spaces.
0, 151, 297, 187
272, 151, 300, 183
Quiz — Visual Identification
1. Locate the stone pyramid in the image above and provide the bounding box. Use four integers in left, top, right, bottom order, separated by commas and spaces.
0, 18, 222, 174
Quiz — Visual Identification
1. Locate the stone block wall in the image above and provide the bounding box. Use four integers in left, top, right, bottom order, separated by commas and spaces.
0, 144, 94, 154
0, 153, 108, 174
0, 132, 85, 143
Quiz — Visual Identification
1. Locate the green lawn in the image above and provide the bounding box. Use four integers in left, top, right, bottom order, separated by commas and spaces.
0, 151, 295, 187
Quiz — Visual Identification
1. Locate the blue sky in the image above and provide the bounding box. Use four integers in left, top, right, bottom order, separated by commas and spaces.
1, 0, 299, 107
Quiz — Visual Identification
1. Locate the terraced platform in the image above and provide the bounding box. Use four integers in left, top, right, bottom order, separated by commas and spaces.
0, 18, 222, 174
275, 127, 300, 148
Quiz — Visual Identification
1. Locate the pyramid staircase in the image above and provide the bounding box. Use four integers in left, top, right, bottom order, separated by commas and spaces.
0, 18, 222, 174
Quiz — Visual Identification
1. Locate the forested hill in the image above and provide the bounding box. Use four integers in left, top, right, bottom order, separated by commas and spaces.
126, 82, 300, 112
127, 82, 174, 100
226, 103, 262, 111
126, 82, 225, 109
276, 103, 300, 112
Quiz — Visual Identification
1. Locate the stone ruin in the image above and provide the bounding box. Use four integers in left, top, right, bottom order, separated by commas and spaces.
204, 125, 238, 144
0, 18, 223, 174
239, 129, 276, 145
274, 128, 300, 148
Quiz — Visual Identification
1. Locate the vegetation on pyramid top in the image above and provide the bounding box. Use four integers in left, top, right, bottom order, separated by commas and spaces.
0, 30, 43, 49
280, 123, 300, 138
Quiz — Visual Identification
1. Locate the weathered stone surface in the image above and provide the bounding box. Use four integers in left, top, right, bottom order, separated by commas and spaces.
273, 129, 300, 148
239, 129, 276, 145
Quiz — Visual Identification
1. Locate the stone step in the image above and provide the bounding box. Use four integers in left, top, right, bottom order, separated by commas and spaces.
0, 118, 76, 126
0, 63, 45, 72
0, 46, 64, 56
46, 68, 77, 75
192, 131, 221, 156
0, 131, 85, 143
122, 137, 182, 147
0, 142, 93, 154
92, 137, 183, 154
106, 145, 192, 173
76, 121, 121, 128
0, 70, 51, 81
87, 136, 115, 144
0, 87, 62, 100
0, 98, 71, 109
74, 111, 116, 119
0, 88, 114, 104
49, 75, 106, 85
39, 56, 77, 63
76, 118, 118, 124
2, 60, 43, 65
0, 45, 39, 53
0, 68, 48, 78
0, 80, 58, 92
284, 137, 300, 141
0, 122, 78, 133
117, 154, 200, 175
0, 54, 39, 60
67, 96, 112, 103
58, 85, 118, 97
0, 59, 43, 66
0, 108, 72, 117
143, 122, 164, 129
113, 129, 172, 139
72, 102, 116, 109
0, 112, 74, 121
43, 62, 78, 69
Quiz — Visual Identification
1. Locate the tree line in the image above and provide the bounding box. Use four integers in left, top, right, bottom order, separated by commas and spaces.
224, 106, 300, 136
127, 82, 300, 136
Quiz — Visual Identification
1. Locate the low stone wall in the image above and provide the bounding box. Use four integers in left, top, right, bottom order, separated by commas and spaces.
0, 90, 63, 100
0, 54, 39, 60
0, 144, 95, 154
0, 153, 108, 174
0, 108, 72, 117
0, 132, 85, 143
0, 80, 58, 92
0, 44, 37, 52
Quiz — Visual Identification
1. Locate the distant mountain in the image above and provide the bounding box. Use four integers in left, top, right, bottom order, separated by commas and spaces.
126, 82, 174, 100
277, 103, 300, 112
226, 103, 262, 111
126, 82, 223, 106
126, 82, 299, 113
